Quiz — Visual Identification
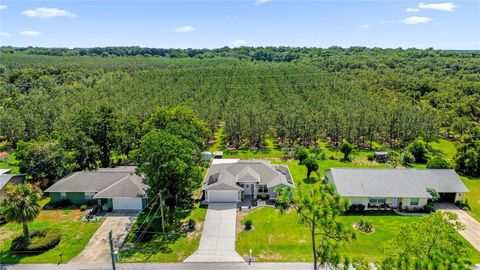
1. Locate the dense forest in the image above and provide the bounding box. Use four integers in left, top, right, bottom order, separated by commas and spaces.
1, 46, 479, 176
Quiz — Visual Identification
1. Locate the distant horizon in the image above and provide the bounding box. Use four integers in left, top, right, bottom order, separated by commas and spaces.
2, 45, 479, 51
1, 1, 478, 50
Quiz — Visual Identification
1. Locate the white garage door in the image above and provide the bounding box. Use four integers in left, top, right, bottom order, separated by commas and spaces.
208, 190, 238, 203
112, 197, 143, 210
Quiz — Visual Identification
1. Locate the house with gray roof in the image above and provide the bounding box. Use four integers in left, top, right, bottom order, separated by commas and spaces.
0, 168, 25, 202
203, 160, 294, 203
45, 166, 147, 211
326, 168, 469, 208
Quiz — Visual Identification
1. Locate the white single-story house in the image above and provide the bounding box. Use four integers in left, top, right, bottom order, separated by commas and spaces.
45, 166, 148, 211
202, 160, 294, 203
0, 169, 25, 201
326, 168, 469, 208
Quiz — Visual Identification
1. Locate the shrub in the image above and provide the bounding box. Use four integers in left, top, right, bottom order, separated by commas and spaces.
80, 204, 88, 211
357, 204, 365, 212
340, 142, 354, 160
401, 151, 415, 167
355, 219, 374, 233
367, 152, 375, 161
407, 139, 429, 163
244, 219, 253, 230
295, 147, 309, 164
456, 200, 471, 211
188, 219, 196, 231
11, 229, 61, 252
90, 204, 101, 215
257, 193, 269, 201
349, 204, 358, 211
426, 157, 449, 169
423, 204, 434, 213
55, 199, 71, 208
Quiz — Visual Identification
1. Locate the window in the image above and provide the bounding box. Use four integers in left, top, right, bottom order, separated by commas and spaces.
368, 197, 387, 204
258, 185, 268, 193
410, 198, 419, 206
84, 192, 96, 200
60, 192, 67, 199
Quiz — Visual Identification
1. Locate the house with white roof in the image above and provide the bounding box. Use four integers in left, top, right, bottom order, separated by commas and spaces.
325, 168, 468, 208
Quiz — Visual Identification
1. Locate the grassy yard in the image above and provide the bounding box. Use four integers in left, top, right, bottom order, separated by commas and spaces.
463, 177, 480, 222
120, 204, 207, 262
236, 207, 480, 263
0, 199, 102, 263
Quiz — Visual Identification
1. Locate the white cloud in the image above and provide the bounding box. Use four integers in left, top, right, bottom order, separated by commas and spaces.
379, 20, 395, 24
0, 32, 11, 37
173, 25, 195, 33
22, 7, 76, 18
0, 5, 7, 11
406, 8, 419, 12
19, 30, 43, 37
255, 0, 272, 5
231, 39, 248, 46
357, 24, 370, 29
419, 2, 456, 12
400, 16, 432, 25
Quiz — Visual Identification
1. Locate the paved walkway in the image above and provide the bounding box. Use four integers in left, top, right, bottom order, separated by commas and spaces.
435, 203, 480, 251
184, 203, 244, 262
69, 211, 139, 263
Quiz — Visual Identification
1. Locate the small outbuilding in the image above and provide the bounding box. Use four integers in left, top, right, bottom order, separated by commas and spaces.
212, 151, 224, 159
374, 152, 389, 162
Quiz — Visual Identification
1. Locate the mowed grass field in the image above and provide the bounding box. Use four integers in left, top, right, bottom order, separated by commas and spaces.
236, 207, 480, 263
0, 199, 102, 263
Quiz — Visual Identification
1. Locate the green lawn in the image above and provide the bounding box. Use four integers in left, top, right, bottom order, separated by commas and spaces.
120, 204, 207, 262
0, 205, 102, 263
463, 177, 480, 222
236, 207, 480, 263
429, 138, 457, 161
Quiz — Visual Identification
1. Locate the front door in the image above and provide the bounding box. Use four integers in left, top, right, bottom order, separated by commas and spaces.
392, 197, 398, 206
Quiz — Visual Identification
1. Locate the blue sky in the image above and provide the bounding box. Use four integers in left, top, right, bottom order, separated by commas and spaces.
0, 0, 479, 49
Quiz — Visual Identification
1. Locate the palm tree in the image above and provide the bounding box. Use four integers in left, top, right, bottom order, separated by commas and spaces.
1, 183, 43, 241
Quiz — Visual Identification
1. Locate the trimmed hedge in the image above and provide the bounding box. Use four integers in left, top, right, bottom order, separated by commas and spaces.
11, 229, 61, 252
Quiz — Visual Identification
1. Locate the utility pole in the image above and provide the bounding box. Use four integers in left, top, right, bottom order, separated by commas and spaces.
159, 193, 165, 234
108, 231, 116, 270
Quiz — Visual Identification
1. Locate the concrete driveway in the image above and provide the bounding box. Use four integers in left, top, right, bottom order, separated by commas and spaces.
435, 203, 480, 251
69, 211, 139, 263
184, 203, 244, 262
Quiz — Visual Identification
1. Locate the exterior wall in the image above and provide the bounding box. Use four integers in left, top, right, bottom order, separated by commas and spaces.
49, 192, 62, 203
455, 193, 465, 202
400, 197, 428, 207
49, 192, 89, 205
344, 196, 428, 208
67, 192, 89, 205
345, 197, 369, 205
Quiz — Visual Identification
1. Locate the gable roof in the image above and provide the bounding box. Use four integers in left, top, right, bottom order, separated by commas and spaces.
327, 168, 469, 198
45, 166, 147, 198
0, 174, 24, 190
203, 160, 294, 191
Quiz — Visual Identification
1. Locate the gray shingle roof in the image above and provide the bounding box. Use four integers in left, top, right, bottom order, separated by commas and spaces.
328, 168, 469, 198
93, 174, 147, 198
203, 160, 294, 191
0, 174, 24, 190
45, 166, 147, 198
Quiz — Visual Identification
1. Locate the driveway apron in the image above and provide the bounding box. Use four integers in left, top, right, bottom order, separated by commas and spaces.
435, 203, 480, 251
185, 203, 244, 262
69, 211, 138, 263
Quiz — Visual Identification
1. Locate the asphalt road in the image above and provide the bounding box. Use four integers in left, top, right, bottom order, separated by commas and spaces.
1, 263, 315, 270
